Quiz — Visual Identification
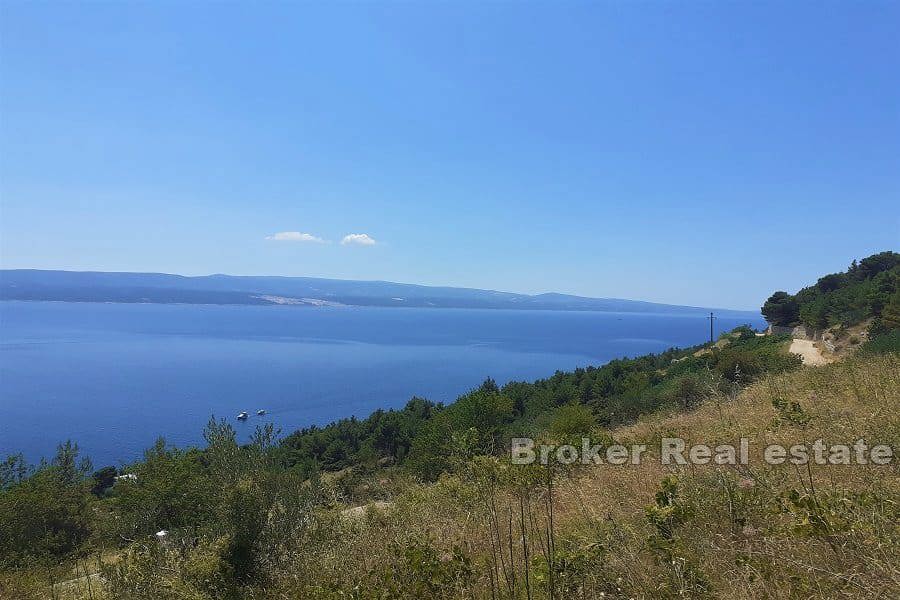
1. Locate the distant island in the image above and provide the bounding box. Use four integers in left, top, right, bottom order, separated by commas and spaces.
0, 269, 753, 316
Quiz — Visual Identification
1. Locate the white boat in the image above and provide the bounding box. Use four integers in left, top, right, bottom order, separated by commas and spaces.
257, 409, 266, 416
237, 412, 249, 420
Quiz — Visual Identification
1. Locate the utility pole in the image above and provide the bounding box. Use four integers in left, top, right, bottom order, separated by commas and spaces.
707, 312, 716, 343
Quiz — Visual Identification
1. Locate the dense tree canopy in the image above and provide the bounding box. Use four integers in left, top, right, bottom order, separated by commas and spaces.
761, 291, 799, 326
761, 251, 900, 331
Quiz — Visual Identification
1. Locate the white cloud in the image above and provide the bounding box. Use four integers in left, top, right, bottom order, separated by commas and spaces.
265, 231, 326, 243
341, 233, 377, 246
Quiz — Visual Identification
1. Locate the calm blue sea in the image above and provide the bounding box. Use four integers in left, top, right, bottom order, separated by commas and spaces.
0, 301, 764, 466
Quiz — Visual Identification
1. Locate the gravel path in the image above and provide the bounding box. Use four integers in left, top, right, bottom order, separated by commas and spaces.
789, 338, 829, 366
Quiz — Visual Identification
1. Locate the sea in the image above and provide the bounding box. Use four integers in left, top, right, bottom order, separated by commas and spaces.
0, 301, 764, 466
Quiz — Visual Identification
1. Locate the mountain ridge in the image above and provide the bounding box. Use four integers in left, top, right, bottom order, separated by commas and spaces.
0, 269, 754, 315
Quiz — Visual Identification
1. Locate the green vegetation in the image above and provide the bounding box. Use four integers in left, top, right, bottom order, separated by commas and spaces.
0, 444, 93, 568
761, 250, 900, 332
277, 328, 799, 481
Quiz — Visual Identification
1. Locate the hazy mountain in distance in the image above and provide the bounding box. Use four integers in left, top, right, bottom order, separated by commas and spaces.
0, 269, 757, 316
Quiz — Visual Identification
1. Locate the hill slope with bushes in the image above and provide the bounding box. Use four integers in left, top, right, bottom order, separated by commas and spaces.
762, 251, 900, 333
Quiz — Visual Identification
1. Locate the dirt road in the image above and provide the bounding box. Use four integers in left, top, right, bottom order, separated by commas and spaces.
789, 338, 829, 366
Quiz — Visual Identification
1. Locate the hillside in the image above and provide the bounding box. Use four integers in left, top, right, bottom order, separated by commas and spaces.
0, 269, 755, 316
762, 251, 900, 332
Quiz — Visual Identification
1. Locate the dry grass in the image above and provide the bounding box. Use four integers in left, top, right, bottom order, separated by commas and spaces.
282, 352, 900, 598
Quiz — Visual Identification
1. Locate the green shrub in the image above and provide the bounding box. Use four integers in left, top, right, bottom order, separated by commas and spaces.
374, 538, 474, 599
860, 328, 900, 355
549, 404, 596, 438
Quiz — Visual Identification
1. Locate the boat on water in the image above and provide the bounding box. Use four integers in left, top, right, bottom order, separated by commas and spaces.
257, 409, 266, 416
237, 412, 249, 420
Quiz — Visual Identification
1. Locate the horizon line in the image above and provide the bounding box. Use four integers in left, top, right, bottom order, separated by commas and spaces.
0, 266, 762, 313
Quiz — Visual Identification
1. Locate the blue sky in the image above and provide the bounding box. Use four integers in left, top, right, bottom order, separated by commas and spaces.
1, 2, 897, 310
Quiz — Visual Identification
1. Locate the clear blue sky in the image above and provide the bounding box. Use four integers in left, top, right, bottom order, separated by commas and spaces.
1, 2, 897, 310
